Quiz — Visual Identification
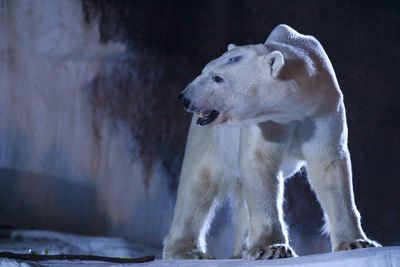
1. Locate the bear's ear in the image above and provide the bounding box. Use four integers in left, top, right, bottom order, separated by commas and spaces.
227, 44, 236, 51
264, 51, 284, 78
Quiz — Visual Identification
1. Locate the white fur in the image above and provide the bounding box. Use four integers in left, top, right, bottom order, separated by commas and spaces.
163, 25, 380, 260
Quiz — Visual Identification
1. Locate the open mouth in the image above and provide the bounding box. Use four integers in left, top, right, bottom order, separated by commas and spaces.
196, 110, 220, 126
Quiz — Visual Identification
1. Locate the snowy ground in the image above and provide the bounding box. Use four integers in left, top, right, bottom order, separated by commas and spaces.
0, 229, 399, 266
0, 229, 159, 266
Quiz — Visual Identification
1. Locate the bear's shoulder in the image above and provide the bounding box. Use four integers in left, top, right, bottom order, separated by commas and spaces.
266, 24, 297, 44
266, 24, 320, 51
265, 25, 333, 79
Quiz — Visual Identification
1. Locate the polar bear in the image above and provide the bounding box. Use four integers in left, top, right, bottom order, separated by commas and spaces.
163, 25, 380, 260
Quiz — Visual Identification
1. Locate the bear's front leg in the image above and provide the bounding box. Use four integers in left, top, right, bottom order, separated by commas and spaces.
163, 167, 219, 260
239, 138, 296, 260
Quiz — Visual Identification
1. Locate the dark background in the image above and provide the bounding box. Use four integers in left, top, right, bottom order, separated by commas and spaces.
84, 0, 400, 246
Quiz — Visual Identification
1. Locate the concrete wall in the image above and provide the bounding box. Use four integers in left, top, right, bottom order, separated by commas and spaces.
0, 0, 176, 247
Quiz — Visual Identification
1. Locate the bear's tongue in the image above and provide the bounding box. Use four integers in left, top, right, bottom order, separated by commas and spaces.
197, 110, 219, 126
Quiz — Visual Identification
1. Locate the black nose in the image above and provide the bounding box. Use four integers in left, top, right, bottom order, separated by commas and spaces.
178, 93, 191, 109
177, 93, 184, 101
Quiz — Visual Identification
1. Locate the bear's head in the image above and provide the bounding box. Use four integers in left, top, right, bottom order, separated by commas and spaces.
179, 42, 318, 126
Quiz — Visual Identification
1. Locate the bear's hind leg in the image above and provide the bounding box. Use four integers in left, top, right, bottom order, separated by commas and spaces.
305, 157, 381, 252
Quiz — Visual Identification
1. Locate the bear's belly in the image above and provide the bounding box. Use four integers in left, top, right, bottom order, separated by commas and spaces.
280, 157, 304, 178
213, 124, 241, 178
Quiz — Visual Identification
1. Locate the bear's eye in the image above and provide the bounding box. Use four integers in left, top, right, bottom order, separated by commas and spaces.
212, 75, 224, 83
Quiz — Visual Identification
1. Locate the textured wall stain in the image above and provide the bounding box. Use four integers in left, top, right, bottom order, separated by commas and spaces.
0, 0, 183, 247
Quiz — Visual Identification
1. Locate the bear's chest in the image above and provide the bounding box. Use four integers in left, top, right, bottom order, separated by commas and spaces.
212, 122, 304, 179
213, 124, 241, 178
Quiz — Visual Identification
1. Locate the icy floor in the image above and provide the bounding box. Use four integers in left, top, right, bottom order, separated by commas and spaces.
0, 229, 159, 266
0, 229, 399, 266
